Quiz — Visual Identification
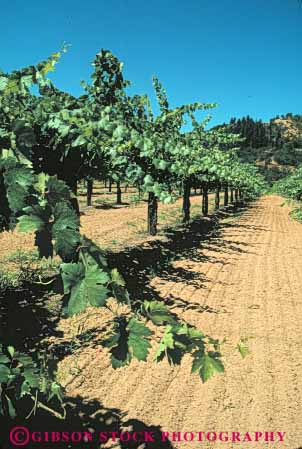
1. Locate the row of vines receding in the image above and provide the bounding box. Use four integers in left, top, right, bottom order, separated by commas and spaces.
0, 47, 266, 420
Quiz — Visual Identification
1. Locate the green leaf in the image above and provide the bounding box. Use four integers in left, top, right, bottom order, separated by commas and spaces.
20, 75, 35, 90
20, 381, 31, 397
23, 367, 39, 388
185, 326, 204, 340
54, 230, 81, 262
11, 367, 21, 376
47, 117, 62, 129
103, 317, 130, 368
46, 176, 72, 206
63, 273, 89, 316
61, 262, 85, 295
0, 365, 10, 382
191, 350, 205, 373
52, 202, 80, 260
39, 375, 48, 394
154, 326, 175, 361
80, 237, 108, 269
158, 160, 168, 170
82, 265, 110, 307
61, 262, 110, 316
127, 318, 153, 361
113, 125, 127, 140
0, 355, 10, 364
110, 267, 130, 304
4, 166, 34, 189
104, 317, 152, 367
48, 382, 63, 403
13, 120, 36, 148
198, 354, 224, 382
59, 125, 71, 137
143, 301, 176, 325
17, 354, 36, 368
7, 346, 14, 358
72, 135, 86, 147
34, 173, 49, 195
18, 214, 44, 232
153, 322, 207, 366
237, 342, 250, 359
52, 202, 79, 231
20, 203, 51, 235
0, 76, 8, 91
3, 165, 35, 213
110, 268, 125, 287
143, 174, 154, 186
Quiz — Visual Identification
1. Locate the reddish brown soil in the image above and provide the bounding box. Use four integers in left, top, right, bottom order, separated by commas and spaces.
53, 195, 302, 449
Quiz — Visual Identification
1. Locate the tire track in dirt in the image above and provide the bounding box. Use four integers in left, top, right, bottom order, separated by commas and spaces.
60, 195, 302, 449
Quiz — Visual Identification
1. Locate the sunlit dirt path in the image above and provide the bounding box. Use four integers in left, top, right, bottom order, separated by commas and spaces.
60, 195, 302, 449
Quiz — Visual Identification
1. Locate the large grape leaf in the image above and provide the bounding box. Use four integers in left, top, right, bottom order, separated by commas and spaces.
61, 261, 110, 316
18, 204, 50, 232
154, 323, 205, 365
83, 265, 110, 307
192, 351, 224, 382
46, 176, 72, 207
52, 202, 79, 231
52, 202, 80, 261
61, 262, 85, 294
103, 317, 153, 368
127, 318, 153, 361
3, 166, 35, 213
18, 214, 45, 232
54, 230, 81, 262
65, 279, 89, 316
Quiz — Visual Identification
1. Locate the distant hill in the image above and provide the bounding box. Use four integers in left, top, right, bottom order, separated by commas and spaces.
214, 113, 302, 183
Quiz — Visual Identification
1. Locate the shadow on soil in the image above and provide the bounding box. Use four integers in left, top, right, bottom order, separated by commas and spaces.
1, 396, 176, 449
106, 202, 264, 314
0, 201, 266, 449
0, 278, 63, 353
0, 283, 175, 448
94, 202, 130, 210
0, 203, 257, 355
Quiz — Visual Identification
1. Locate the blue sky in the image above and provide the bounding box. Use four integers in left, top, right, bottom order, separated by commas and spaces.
0, 0, 301, 126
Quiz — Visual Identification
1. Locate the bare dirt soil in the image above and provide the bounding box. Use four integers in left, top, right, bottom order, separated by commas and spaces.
0, 196, 302, 449
52, 195, 302, 449
0, 188, 213, 259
